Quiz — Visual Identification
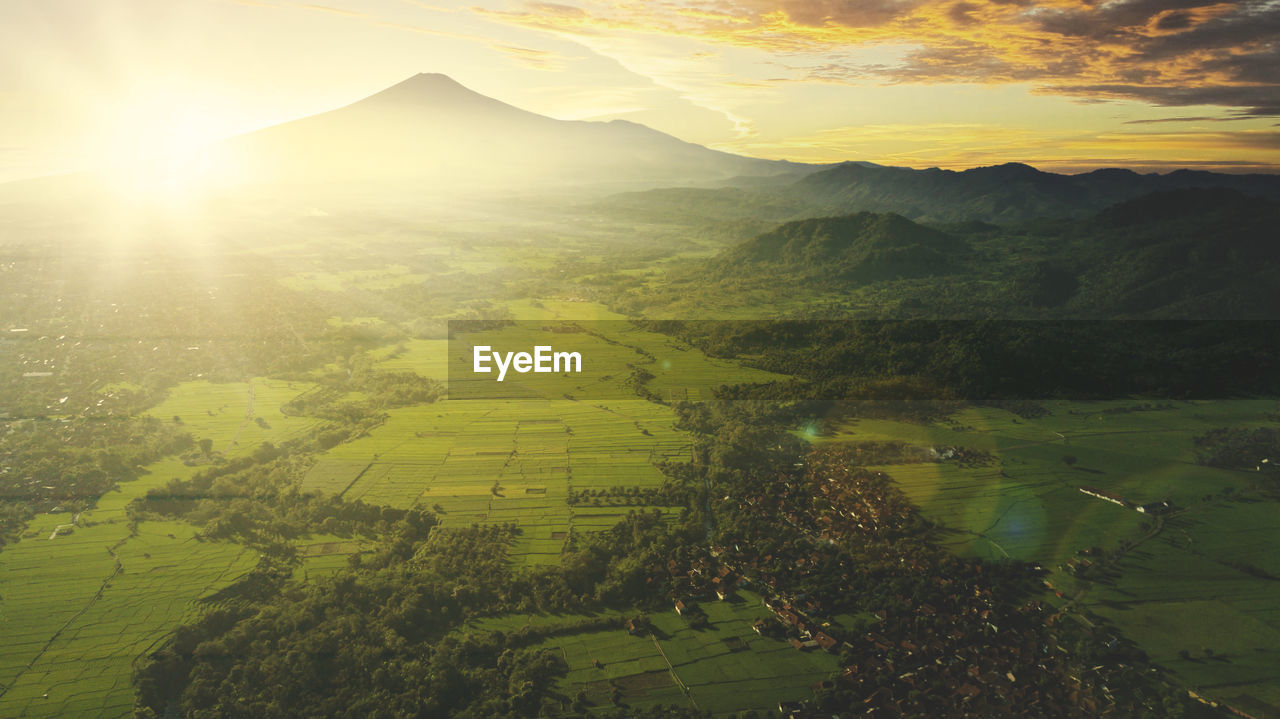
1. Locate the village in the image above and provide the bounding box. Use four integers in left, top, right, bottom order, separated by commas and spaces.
633, 446, 1176, 718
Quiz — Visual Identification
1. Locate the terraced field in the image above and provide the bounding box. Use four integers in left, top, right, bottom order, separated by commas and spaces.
1089, 521, 1280, 713
504, 298, 627, 322
294, 534, 373, 582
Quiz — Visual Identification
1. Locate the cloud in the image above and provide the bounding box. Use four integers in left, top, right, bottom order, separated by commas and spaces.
474, 0, 1280, 116
228, 0, 582, 73
493, 44, 573, 70
1060, 84, 1280, 117
295, 4, 366, 16
738, 0, 926, 28
947, 2, 981, 26
1156, 11, 1195, 32
1123, 115, 1255, 124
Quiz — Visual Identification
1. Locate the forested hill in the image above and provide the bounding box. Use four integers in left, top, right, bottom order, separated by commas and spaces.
1066, 188, 1280, 317
618, 188, 1280, 319
790, 162, 1280, 224
713, 212, 969, 282
596, 161, 1280, 227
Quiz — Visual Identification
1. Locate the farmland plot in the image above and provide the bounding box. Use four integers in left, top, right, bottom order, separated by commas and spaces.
0, 459, 257, 718
144, 378, 320, 456
301, 399, 690, 565
514, 590, 839, 714
0, 381, 319, 717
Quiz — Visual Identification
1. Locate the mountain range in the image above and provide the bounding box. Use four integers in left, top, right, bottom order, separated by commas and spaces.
790, 162, 1280, 224
5, 72, 1280, 218
602, 161, 1280, 226
267, 73, 1280, 221
657, 187, 1280, 318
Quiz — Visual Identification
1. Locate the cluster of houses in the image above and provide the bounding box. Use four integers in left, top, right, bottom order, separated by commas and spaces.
810, 467, 914, 537
768, 588, 1143, 717
669, 559, 741, 609
652, 447, 1168, 716
755, 596, 840, 652
759, 593, 1143, 718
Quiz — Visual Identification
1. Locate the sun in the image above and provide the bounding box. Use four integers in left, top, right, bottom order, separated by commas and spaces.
93, 93, 246, 205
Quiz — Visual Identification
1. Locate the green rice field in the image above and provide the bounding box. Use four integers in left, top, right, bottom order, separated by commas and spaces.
0, 458, 258, 718
303, 399, 689, 565
470, 589, 839, 714
0, 378, 325, 717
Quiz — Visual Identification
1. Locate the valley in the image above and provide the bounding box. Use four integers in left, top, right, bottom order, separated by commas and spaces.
1, 73, 1277, 718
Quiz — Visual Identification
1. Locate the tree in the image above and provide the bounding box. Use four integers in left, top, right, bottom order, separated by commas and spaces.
199, 438, 214, 456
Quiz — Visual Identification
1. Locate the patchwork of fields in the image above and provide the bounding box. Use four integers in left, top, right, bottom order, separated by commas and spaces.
470, 589, 840, 714
306, 312, 784, 565
0, 462, 258, 718
0, 379, 320, 717
820, 400, 1280, 711
303, 399, 690, 565
2, 324, 772, 715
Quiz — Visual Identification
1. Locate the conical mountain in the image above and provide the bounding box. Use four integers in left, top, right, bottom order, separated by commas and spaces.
222, 73, 792, 192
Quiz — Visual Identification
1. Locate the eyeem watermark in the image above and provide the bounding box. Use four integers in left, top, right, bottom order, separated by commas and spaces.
473, 345, 582, 382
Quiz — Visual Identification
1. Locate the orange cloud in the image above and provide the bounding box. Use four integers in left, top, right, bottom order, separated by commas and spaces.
476, 0, 1280, 115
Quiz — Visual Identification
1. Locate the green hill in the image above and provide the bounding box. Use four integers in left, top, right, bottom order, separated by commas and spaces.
618, 188, 1280, 320
716, 212, 969, 282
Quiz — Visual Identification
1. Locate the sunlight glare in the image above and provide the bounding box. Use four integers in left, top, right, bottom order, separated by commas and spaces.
95, 94, 244, 204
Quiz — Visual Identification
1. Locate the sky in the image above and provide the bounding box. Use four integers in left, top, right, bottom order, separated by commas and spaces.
1, 0, 1278, 182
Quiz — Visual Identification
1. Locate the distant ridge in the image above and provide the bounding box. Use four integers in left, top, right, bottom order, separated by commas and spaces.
789, 161, 1280, 224
596, 159, 1280, 226
674, 188, 1280, 318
